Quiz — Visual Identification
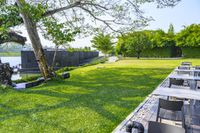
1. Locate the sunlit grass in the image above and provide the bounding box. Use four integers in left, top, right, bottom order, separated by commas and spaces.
0, 58, 200, 132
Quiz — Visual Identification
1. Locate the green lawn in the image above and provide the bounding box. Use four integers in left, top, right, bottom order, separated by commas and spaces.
0, 59, 200, 132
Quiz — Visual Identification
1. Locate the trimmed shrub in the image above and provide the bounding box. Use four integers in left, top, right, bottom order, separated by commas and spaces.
182, 47, 200, 58
138, 46, 181, 58
141, 47, 171, 58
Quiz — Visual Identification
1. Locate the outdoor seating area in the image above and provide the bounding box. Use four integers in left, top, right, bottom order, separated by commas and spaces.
113, 62, 200, 133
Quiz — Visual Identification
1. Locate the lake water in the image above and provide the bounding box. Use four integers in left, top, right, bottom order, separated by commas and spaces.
1, 56, 21, 67
0, 57, 39, 80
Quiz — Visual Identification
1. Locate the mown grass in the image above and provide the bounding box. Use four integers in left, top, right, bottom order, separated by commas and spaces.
0, 59, 200, 132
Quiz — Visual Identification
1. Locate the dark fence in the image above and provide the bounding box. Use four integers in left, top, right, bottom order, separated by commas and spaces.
21, 50, 99, 72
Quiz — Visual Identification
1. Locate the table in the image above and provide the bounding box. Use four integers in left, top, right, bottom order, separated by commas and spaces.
174, 69, 200, 73
168, 74, 200, 80
152, 86, 200, 100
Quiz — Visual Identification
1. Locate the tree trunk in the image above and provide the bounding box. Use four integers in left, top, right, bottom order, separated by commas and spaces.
137, 51, 141, 59
16, 0, 53, 79
51, 46, 58, 71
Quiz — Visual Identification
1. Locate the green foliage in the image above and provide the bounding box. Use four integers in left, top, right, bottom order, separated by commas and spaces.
141, 47, 171, 57
145, 30, 167, 48
162, 24, 176, 47
116, 24, 179, 58
43, 18, 80, 46
0, 4, 21, 39
141, 46, 182, 58
126, 32, 150, 58
181, 47, 200, 58
145, 26, 176, 48
176, 24, 200, 47
116, 37, 127, 57
67, 47, 93, 52
117, 31, 151, 58
168, 23, 175, 36
20, 3, 47, 22
91, 33, 114, 55
116, 30, 168, 57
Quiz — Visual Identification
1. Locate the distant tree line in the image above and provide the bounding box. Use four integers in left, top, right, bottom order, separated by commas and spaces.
0, 43, 24, 52
116, 24, 200, 58
92, 24, 200, 58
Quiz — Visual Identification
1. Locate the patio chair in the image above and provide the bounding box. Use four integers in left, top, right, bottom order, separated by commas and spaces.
194, 72, 200, 77
195, 66, 200, 70
178, 66, 190, 70
169, 78, 185, 88
148, 121, 185, 133
177, 66, 191, 75
193, 66, 200, 77
156, 98, 185, 128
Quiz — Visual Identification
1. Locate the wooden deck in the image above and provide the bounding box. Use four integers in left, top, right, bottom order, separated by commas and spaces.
113, 69, 200, 133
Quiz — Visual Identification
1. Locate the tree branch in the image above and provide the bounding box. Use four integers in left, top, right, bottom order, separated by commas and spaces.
0, 32, 26, 45
43, 1, 81, 17
78, 6, 119, 33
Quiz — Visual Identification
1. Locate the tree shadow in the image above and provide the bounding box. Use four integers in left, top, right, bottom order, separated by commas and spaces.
0, 67, 172, 132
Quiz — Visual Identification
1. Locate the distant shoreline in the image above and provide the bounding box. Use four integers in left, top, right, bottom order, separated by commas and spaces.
0, 52, 21, 57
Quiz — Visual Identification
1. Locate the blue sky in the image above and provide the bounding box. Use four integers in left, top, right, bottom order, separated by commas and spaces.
70, 0, 200, 47
21, 0, 200, 48
143, 0, 200, 32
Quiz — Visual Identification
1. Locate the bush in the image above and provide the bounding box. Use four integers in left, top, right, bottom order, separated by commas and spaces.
121, 46, 182, 58
141, 47, 171, 58
56, 67, 76, 74
13, 75, 41, 83
182, 47, 200, 58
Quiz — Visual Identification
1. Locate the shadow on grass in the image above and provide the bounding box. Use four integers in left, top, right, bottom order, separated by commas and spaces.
0, 67, 172, 132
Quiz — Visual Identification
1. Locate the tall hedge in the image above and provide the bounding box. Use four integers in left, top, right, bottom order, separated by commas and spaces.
181, 47, 200, 58
141, 47, 171, 57
176, 24, 200, 58
137, 46, 181, 58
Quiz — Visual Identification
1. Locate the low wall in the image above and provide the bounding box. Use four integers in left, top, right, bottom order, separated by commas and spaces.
21, 50, 99, 72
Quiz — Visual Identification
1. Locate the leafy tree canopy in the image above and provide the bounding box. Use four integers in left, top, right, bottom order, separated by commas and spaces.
144, 29, 167, 48
117, 31, 151, 58
176, 24, 200, 47
91, 33, 114, 55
